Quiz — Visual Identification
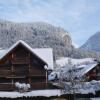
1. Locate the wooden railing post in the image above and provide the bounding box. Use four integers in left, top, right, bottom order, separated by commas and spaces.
28, 53, 31, 85
11, 53, 14, 85
46, 69, 48, 88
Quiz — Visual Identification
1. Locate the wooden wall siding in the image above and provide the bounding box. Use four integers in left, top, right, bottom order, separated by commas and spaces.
0, 45, 47, 91
0, 78, 12, 83
29, 69, 46, 76
31, 76, 46, 82
0, 84, 15, 91
0, 83, 47, 90
0, 70, 12, 77
86, 65, 100, 81
12, 58, 30, 64
0, 60, 12, 71
13, 65, 29, 76
31, 82, 47, 89
13, 78, 28, 83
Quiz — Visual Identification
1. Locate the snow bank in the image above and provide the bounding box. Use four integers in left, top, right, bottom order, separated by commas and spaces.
0, 90, 61, 98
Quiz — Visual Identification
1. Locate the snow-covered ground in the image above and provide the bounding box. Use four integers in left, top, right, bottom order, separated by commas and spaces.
91, 98, 100, 100
53, 81, 100, 95
0, 88, 99, 98
0, 89, 61, 98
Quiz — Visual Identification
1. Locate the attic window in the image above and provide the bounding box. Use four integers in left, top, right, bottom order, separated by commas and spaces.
14, 49, 28, 58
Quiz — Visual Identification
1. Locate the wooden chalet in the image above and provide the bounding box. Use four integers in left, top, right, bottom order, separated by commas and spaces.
0, 40, 53, 91
51, 58, 100, 82
86, 63, 100, 81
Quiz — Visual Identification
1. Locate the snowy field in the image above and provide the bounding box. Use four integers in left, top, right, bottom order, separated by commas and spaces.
0, 89, 61, 98
91, 98, 100, 100
0, 90, 99, 99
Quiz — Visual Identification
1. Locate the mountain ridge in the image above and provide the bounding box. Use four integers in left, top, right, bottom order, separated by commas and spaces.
81, 31, 100, 51
0, 19, 100, 59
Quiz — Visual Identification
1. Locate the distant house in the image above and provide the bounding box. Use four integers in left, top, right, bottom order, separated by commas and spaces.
0, 40, 53, 91
85, 63, 100, 81
49, 57, 100, 81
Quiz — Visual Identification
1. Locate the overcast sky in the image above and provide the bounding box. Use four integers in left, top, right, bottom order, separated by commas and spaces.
0, 0, 100, 46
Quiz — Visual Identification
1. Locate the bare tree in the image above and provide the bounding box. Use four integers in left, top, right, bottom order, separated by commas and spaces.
58, 59, 86, 100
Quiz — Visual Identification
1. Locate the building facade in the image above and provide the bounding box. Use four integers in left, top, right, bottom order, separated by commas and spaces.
0, 40, 53, 91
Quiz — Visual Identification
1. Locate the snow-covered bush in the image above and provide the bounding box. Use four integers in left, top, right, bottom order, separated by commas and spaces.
15, 82, 31, 93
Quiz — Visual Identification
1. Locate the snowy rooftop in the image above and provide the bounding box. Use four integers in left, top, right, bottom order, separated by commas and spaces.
49, 57, 98, 80
56, 57, 95, 67
56, 57, 97, 74
0, 40, 53, 70
32, 48, 53, 70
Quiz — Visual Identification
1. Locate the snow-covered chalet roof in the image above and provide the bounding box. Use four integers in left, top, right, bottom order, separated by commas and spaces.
56, 57, 97, 74
56, 57, 95, 67
68, 63, 97, 77
0, 40, 53, 70
32, 48, 53, 70
49, 57, 98, 80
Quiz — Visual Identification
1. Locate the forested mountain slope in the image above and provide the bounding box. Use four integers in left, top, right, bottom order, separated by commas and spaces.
0, 20, 100, 59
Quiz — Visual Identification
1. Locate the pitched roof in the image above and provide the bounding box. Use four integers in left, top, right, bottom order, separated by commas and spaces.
56, 57, 97, 76
32, 48, 53, 70
0, 40, 53, 70
79, 63, 97, 76
49, 57, 98, 80
56, 57, 95, 67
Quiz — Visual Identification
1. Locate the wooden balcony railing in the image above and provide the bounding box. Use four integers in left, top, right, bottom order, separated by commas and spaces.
0, 83, 15, 91
12, 57, 30, 64
13, 70, 28, 77
0, 82, 47, 90
0, 70, 28, 78
29, 69, 46, 76
0, 70, 12, 77
31, 82, 47, 89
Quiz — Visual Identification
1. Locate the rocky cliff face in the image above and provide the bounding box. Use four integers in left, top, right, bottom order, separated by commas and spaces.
0, 20, 100, 59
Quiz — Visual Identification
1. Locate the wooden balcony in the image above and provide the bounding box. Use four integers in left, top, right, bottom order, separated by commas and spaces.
13, 70, 28, 77
29, 69, 46, 76
0, 82, 47, 90
0, 70, 28, 78
12, 57, 30, 64
31, 82, 47, 89
0, 83, 15, 91
0, 70, 12, 77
